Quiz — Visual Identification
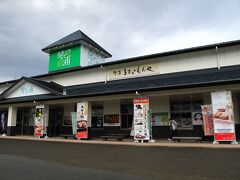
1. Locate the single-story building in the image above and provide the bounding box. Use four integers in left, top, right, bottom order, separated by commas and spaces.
0, 30, 240, 139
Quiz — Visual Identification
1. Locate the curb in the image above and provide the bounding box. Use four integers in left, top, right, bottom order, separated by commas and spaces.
0, 136, 240, 149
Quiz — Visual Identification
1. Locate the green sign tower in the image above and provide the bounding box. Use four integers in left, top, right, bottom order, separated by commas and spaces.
42, 30, 112, 72
48, 45, 80, 72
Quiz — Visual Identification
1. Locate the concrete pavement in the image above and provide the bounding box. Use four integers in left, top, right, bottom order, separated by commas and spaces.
0, 138, 240, 179
0, 135, 240, 149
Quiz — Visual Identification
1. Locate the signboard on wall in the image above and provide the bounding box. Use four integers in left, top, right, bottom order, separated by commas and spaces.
76, 102, 88, 139
211, 91, 236, 141
133, 97, 150, 141
104, 114, 120, 126
201, 105, 214, 136
108, 63, 160, 80
192, 112, 203, 125
49, 46, 81, 72
6, 82, 49, 99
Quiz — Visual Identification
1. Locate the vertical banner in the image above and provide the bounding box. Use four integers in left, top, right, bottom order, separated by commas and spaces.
201, 105, 214, 136
76, 102, 88, 139
211, 91, 236, 141
34, 105, 45, 137
71, 112, 77, 135
0, 112, 7, 134
133, 97, 150, 141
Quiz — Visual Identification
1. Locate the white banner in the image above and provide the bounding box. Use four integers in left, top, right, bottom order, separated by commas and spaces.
211, 91, 236, 141
133, 97, 150, 141
76, 102, 88, 139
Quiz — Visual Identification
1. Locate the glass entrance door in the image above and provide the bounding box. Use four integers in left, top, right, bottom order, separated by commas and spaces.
49, 106, 63, 136
16, 107, 35, 135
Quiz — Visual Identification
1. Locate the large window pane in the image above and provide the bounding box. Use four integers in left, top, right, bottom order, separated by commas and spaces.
121, 104, 133, 129
91, 104, 103, 129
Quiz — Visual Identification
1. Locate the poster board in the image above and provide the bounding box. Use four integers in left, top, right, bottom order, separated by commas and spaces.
76, 102, 88, 139
151, 112, 169, 126
71, 112, 77, 135
211, 91, 236, 142
133, 97, 150, 141
104, 114, 120, 126
192, 112, 203, 125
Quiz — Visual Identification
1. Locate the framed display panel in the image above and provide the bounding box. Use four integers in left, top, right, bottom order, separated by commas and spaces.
151, 112, 169, 126
104, 114, 120, 126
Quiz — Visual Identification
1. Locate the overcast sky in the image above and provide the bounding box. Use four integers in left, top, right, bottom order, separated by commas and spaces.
0, 0, 240, 82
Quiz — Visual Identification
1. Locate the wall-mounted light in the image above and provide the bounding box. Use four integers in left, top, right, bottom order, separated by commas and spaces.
136, 91, 142, 97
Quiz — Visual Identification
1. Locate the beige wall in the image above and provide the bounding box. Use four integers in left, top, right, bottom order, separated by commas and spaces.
41, 68, 105, 87
1, 45, 240, 89
35, 44, 240, 87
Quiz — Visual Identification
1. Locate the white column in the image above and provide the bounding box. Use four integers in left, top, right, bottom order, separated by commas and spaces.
7, 106, 17, 127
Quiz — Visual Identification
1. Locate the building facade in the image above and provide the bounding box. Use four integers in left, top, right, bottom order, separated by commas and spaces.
0, 30, 240, 139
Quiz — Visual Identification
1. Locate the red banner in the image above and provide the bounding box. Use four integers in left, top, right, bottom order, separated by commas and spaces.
201, 105, 214, 136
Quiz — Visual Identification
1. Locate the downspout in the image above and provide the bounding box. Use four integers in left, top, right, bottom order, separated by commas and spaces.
100, 65, 107, 83
215, 46, 220, 70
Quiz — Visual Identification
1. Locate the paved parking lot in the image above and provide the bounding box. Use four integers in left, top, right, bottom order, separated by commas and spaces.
0, 138, 240, 179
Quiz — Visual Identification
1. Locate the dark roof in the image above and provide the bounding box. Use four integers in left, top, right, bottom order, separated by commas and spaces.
27, 77, 63, 94
0, 94, 60, 104
65, 65, 240, 96
42, 30, 112, 57
0, 65, 240, 105
0, 77, 63, 100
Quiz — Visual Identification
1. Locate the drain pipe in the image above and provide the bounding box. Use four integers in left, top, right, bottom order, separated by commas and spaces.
215, 46, 220, 70
100, 65, 107, 83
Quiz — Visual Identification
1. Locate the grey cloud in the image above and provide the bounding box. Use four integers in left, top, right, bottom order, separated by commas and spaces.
0, 0, 240, 82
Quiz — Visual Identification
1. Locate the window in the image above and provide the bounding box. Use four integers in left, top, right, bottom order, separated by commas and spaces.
91, 104, 103, 128
152, 112, 169, 126
121, 104, 133, 129
170, 95, 203, 129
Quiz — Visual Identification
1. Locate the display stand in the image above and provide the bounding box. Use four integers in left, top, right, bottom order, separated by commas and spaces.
44, 127, 48, 139
231, 141, 238, 145
149, 139, 156, 143
213, 140, 238, 145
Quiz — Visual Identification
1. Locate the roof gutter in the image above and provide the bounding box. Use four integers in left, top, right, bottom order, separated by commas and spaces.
216, 46, 220, 70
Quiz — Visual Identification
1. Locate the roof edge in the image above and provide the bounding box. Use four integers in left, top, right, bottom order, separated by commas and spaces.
1, 38, 240, 85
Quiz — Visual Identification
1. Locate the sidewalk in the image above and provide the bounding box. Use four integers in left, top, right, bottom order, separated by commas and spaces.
0, 135, 240, 149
